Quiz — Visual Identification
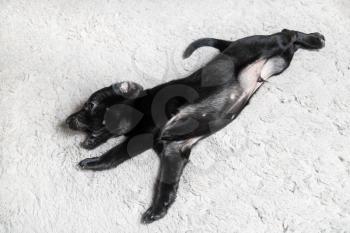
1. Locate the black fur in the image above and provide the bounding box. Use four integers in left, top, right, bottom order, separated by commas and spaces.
66, 29, 325, 223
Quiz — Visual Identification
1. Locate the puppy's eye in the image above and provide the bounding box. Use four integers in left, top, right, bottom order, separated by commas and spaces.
84, 102, 94, 111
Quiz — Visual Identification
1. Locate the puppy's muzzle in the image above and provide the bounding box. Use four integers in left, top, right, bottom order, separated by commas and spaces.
66, 110, 90, 131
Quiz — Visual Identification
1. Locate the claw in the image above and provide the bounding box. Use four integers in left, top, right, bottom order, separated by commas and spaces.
141, 206, 167, 224
78, 157, 102, 170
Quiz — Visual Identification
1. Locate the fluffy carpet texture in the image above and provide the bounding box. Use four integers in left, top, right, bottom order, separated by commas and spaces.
1, 0, 350, 232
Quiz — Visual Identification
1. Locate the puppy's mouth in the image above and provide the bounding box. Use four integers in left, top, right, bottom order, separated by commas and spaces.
66, 110, 90, 131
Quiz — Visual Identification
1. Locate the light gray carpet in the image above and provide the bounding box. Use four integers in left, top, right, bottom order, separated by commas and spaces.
1, 0, 350, 232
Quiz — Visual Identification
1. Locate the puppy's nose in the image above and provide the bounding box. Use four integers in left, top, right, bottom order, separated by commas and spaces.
66, 115, 73, 125
66, 116, 78, 130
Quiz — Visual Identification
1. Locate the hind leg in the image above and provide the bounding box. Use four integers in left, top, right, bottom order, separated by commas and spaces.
142, 140, 193, 224
259, 47, 295, 82
294, 31, 325, 50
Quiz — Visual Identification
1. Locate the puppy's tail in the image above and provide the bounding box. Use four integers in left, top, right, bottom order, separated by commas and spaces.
182, 38, 231, 59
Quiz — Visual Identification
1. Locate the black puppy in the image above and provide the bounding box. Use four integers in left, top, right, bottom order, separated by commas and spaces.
66, 29, 325, 223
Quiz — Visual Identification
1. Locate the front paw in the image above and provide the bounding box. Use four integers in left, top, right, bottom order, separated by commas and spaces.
78, 157, 102, 170
81, 136, 104, 150
141, 206, 167, 224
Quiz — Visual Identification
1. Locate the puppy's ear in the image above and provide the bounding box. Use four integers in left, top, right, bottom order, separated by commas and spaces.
112, 81, 145, 99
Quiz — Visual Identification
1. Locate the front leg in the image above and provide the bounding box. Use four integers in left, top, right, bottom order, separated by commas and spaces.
81, 127, 113, 150
142, 141, 190, 224
79, 133, 153, 171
